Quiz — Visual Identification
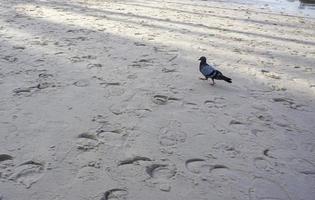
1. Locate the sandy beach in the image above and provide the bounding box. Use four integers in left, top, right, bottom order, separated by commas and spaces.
1, 0, 315, 199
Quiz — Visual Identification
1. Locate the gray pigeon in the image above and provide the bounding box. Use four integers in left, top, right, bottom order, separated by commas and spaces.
199, 56, 232, 85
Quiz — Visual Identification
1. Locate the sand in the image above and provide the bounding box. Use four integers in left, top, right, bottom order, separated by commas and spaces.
0, 0, 315, 199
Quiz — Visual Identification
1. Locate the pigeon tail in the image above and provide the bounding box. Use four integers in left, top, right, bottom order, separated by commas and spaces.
215, 73, 232, 83
221, 75, 232, 83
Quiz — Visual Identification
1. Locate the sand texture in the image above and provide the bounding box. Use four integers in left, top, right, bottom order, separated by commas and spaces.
0, 0, 315, 199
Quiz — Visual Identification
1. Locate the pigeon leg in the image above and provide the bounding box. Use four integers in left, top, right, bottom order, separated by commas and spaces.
199, 77, 207, 80
210, 78, 215, 85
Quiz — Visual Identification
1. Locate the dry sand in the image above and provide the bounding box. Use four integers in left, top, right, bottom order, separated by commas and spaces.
0, 0, 315, 199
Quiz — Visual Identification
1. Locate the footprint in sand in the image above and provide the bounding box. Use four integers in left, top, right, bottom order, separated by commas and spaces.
254, 112, 273, 123
159, 130, 187, 147
152, 95, 168, 105
134, 42, 146, 47
185, 158, 251, 197
75, 165, 100, 182
38, 73, 53, 79
82, 55, 97, 60
106, 156, 152, 182
87, 63, 103, 69
101, 189, 128, 200
13, 87, 32, 95
91, 114, 108, 124
73, 80, 90, 87
36, 82, 55, 90
104, 87, 125, 98
97, 130, 127, 147
0, 154, 13, 162
204, 97, 226, 109
12, 45, 26, 50
209, 166, 251, 198
127, 74, 137, 79
253, 157, 274, 172
185, 158, 211, 174
272, 97, 305, 110
76, 132, 99, 151
2, 55, 18, 63
13, 73, 56, 95
162, 68, 177, 73
261, 70, 281, 79
301, 142, 315, 153
100, 82, 122, 87
288, 158, 315, 175
212, 142, 241, 158
146, 163, 177, 191
269, 84, 287, 91
106, 156, 151, 182
130, 57, 154, 68
183, 102, 199, 110
0, 154, 14, 179
108, 103, 129, 115
118, 156, 152, 166
168, 54, 179, 62
158, 120, 186, 154
9, 160, 45, 188
229, 119, 245, 125
76, 124, 127, 150
13, 84, 48, 96
185, 158, 229, 175
152, 95, 181, 105
96, 123, 127, 147
69, 56, 83, 63
249, 178, 291, 200
146, 163, 177, 180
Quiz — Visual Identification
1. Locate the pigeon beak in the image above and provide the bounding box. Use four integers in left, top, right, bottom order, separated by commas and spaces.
198, 58, 201, 60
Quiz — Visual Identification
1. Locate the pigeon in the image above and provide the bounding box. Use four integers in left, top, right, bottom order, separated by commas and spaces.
198, 56, 232, 85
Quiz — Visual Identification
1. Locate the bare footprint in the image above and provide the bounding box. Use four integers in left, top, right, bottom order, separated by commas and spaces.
9, 160, 45, 188
261, 70, 281, 79
38, 73, 53, 79
73, 80, 89, 87
162, 68, 177, 73
168, 54, 179, 62
289, 158, 315, 175
152, 95, 180, 105
101, 189, 128, 200
2, 55, 18, 62
185, 158, 229, 175
69, 56, 83, 63
104, 87, 125, 98
87, 63, 103, 69
97, 127, 127, 147
272, 97, 305, 110
152, 95, 168, 105
253, 157, 273, 172
13, 87, 32, 95
134, 42, 146, 46
146, 163, 176, 180
76, 132, 99, 151
250, 177, 291, 200
185, 158, 210, 174
0, 154, 14, 180
0, 154, 13, 162
159, 130, 187, 147
118, 156, 152, 166
204, 97, 226, 108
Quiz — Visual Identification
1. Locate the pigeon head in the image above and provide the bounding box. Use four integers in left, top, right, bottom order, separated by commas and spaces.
198, 56, 207, 62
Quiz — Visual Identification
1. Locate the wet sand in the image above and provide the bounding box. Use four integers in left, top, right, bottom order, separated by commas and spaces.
0, 0, 315, 199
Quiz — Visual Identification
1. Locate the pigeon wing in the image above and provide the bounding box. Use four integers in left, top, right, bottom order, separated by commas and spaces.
200, 64, 215, 77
